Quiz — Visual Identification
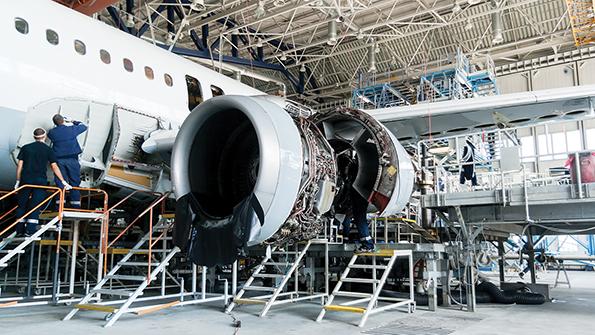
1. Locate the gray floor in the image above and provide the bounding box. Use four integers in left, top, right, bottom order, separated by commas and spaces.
1, 270, 593, 334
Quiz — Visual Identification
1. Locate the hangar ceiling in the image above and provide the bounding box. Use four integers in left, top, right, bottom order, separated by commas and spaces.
70, 0, 591, 104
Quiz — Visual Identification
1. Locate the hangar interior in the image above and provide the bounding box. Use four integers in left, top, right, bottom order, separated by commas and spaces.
2, 0, 595, 334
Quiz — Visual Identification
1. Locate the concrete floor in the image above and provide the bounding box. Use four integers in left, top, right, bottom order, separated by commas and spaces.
1, 270, 593, 335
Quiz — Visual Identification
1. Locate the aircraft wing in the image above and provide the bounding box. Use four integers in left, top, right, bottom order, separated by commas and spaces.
366, 85, 595, 142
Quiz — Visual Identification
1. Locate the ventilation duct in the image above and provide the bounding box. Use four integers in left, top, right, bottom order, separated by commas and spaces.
491, 0, 504, 44
327, 20, 337, 46
368, 42, 377, 73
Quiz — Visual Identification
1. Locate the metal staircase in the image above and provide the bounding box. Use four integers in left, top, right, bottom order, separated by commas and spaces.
0, 217, 60, 269
226, 239, 328, 317
63, 220, 180, 327
317, 249, 415, 327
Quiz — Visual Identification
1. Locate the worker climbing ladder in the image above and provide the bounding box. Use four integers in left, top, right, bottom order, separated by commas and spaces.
63, 219, 180, 327
226, 239, 328, 317
317, 249, 415, 327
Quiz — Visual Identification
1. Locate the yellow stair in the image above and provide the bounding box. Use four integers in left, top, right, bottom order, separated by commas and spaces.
75, 304, 118, 313
234, 298, 267, 305
324, 305, 366, 313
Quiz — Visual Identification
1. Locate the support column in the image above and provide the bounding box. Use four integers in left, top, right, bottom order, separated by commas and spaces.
426, 253, 438, 311
441, 254, 451, 307
26, 242, 36, 298
527, 230, 536, 284
498, 239, 505, 283
69, 220, 80, 296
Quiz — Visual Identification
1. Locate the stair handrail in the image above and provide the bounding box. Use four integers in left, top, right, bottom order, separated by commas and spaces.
0, 184, 64, 238
105, 192, 171, 279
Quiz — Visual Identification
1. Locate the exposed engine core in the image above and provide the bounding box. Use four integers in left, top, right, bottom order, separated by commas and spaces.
171, 95, 413, 266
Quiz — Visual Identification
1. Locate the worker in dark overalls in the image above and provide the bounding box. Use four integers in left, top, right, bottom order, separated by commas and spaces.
48, 114, 87, 209
459, 137, 478, 186
15, 128, 71, 237
340, 153, 376, 253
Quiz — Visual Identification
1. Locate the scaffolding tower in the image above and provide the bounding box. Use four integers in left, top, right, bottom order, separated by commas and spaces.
351, 73, 411, 110
565, 0, 595, 46
417, 49, 499, 103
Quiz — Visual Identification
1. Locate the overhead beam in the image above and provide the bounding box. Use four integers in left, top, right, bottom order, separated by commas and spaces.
106, 6, 130, 34
278, 0, 543, 67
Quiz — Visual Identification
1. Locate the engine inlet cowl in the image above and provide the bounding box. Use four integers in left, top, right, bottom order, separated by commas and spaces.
171, 96, 413, 266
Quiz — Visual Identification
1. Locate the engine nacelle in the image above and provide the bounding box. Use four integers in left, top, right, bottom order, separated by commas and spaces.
171, 95, 413, 266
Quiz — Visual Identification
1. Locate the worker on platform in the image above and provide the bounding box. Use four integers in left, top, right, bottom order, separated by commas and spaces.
459, 136, 478, 187
339, 153, 376, 253
48, 114, 87, 209
15, 128, 71, 237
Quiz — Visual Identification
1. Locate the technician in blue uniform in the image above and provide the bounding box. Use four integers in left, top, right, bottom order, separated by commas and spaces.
48, 114, 87, 209
15, 128, 71, 237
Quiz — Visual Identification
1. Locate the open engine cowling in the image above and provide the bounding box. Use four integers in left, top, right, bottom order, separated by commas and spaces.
171, 95, 413, 266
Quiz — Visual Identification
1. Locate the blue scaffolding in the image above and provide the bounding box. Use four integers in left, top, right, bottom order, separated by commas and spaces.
417, 49, 499, 103
351, 83, 411, 109
351, 72, 411, 110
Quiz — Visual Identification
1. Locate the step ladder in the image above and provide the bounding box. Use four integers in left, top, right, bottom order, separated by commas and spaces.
0, 216, 60, 269
226, 239, 326, 317
63, 221, 180, 327
317, 249, 415, 327
554, 260, 571, 288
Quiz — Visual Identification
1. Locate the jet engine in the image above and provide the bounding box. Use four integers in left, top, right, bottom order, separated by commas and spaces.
171, 96, 413, 266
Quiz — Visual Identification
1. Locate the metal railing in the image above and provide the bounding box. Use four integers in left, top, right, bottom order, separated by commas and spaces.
417, 125, 594, 206
104, 191, 171, 280
0, 185, 64, 238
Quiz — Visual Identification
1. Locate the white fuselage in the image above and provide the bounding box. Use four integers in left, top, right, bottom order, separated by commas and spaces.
0, 0, 262, 187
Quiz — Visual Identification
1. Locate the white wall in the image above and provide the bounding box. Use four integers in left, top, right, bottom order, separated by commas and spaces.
497, 57, 595, 93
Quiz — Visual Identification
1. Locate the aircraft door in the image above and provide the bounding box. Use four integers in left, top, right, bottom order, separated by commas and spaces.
13, 98, 114, 186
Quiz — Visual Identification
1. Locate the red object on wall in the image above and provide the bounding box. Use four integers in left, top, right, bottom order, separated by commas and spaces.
566, 152, 595, 183
54, 0, 120, 15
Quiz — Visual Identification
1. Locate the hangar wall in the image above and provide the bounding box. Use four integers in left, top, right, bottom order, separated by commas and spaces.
498, 57, 595, 93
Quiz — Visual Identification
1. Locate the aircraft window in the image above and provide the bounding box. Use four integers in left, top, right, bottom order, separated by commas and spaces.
100, 49, 111, 64
14, 18, 28, 34
74, 40, 86, 55
185, 75, 203, 111
164, 73, 173, 87
123, 58, 133, 72
211, 85, 224, 97
46, 29, 59, 45
145, 66, 154, 80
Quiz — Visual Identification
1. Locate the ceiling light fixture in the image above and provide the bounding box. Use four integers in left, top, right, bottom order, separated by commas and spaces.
465, 18, 473, 30
255, 1, 266, 19
300, 64, 306, 72
280, 52, 288, 61
190, 0, 205, 11
125, 14, 135, 28
452, 1, 462, 14
356, 29, 364, 40
166, 33, 175, 45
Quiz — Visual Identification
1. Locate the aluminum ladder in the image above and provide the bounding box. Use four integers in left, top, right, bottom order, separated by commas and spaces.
316, 249, 415, 327
63, 221, 179, 327
226, 239, 325, 317
0, 216, 60, 269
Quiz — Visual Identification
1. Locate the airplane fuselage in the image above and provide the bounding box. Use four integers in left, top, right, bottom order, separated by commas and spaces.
0, 0, 262, 188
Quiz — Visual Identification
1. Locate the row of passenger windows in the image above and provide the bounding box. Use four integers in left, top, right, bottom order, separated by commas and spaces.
15, 17, 175, 87
14, 16, 226, 110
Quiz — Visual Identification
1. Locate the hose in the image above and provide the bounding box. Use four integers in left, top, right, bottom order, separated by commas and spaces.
477, 280, 546, 305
